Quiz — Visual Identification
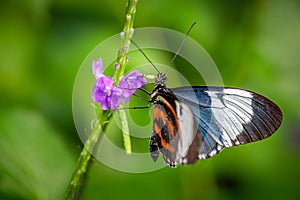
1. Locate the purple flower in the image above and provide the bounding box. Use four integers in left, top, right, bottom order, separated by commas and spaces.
119, 70, 147, 103
91, 58, 147, 110
92, 58, 104, 79
92, 76, 122, 110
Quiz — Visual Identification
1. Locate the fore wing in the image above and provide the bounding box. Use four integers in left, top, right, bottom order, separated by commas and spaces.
172, 86, 283, 160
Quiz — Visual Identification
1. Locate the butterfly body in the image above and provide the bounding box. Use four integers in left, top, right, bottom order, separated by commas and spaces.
149, 73, 283, 167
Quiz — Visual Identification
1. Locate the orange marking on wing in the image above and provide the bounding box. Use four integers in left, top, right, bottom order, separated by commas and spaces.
154, 123, 175, 152
154, 107, 176, 138
153, 107, 163, 120
163, 101, 180, 135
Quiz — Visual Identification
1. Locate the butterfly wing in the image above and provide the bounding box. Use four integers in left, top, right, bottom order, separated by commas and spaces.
171, 86, 283, 162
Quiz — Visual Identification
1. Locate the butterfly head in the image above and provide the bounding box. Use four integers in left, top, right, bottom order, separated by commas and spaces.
155, 73, 167, 87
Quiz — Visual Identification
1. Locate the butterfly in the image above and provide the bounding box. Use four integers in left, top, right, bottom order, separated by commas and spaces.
148, 73, 283, 167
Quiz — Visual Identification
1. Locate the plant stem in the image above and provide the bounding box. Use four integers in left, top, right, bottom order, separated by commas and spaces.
118, 105, 132, 154
114, 0, 138, 84
64, 0, 138, 199
64, 120, 101, 199
114, 0, 138, 154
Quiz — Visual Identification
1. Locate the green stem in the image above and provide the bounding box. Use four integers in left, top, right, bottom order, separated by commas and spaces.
114, 0, 138, 154
64, 120, 101, 199
64, 110, 112, 200
114, 0, 138, 84
64, 0, 138, 199
118, 105, 132, 154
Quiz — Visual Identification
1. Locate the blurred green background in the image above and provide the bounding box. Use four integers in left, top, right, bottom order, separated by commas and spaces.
1, 0, 300, 199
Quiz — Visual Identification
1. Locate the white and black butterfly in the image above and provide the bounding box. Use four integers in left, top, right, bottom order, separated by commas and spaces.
149, 73, 283, 167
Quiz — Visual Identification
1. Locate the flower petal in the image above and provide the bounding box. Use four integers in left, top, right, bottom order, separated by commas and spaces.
92, 85, 106, 102
92, 76, 117, 110
104, 76, 114, 86
110, 87, 122, 109
101, 99, 109, 110
92, 58, 104, 79
125, 70, 147, 88
118, 70, 147, 103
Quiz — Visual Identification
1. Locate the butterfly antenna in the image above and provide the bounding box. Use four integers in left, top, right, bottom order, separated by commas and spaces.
171, 22, 197, 63
130, 39, 161, 73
